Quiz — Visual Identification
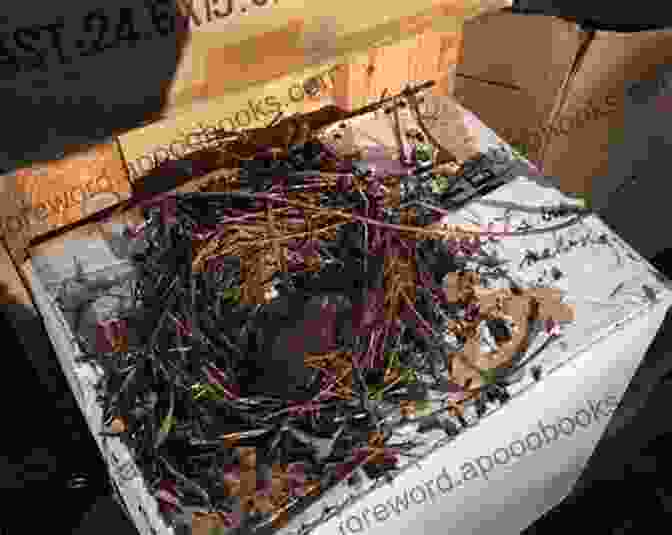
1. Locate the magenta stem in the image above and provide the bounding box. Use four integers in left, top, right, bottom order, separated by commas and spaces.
367, 330, 378, 369
406, 298, 440, 340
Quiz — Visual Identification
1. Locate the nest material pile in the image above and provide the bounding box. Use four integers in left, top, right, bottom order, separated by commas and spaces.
63, 84, 581, 535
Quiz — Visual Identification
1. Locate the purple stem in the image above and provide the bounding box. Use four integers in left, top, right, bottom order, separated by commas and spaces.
171, 316, 192, 337
230, 192, 419, 233
268, 184, 286, 194
125, 221, 149, 239
316, 378, 339, 401
385, 229, 394, 259
225, 208, 252, 217
366, 330, 378, 369
285, 218, 312, 226
405, 299, 440, 340
320, 142, 340, 159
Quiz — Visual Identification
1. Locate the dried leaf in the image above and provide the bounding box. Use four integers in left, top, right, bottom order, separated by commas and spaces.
442, 271, 480, 303
528, 287, 574, 322
191, 512, 229, 535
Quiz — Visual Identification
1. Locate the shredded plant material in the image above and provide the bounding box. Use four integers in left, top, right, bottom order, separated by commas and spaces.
54, 84, 587, 535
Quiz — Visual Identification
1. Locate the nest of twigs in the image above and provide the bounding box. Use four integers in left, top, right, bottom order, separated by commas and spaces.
60, 83, 581, 535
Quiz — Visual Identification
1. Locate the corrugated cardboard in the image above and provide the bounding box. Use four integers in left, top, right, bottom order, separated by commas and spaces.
155, 0, 501, 112
453, 10, 672, 196
453, 11, 590, 163
540, 27, 672, 195
333, 30, 464, 111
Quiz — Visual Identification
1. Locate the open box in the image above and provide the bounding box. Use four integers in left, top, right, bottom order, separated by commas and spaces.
2, 84, 672, 535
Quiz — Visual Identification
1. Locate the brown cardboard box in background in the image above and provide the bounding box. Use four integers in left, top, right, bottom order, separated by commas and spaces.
453, 10, 672, 195
540, 28, 672, 194
332, 30, 464, 111
453, 11, 590, 165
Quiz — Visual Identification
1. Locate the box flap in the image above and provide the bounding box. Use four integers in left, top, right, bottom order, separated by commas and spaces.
456, 11, 588, 123
453, 76, 534, 153
541, 26, 672, 194
334, 30, 463, 111
553, 27, 672, 120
